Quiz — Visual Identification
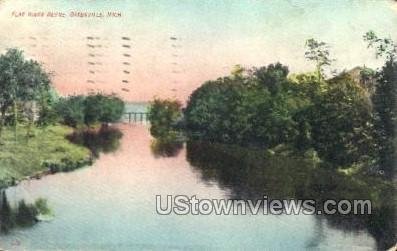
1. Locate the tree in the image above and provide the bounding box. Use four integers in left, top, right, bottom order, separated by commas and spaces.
0, 48, 52, 141
56, 95, 86, 128
185, 62, 378, 168
231, 64, 245, 79
253, 63, 289, 95
364, 31, 397, 175
363, 31, 396, 61
148, 98, 182, 139
84, 93, 124, 125
36, 88, 59, 127
184, 77, 244, 143
184, 68, 299, 148
305, 39, 334, 81
374, 61, 397, 174
57, 94, 125, 128
307, 73, 376, 167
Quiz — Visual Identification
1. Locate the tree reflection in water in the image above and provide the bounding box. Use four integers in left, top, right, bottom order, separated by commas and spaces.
186, 141, 396, 250
0, 191, 51, 234
150, 138, 183, 158
67, 125, 123, 157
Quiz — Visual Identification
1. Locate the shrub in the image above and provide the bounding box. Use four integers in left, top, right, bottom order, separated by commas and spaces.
57, 94, 125, 127
56, 95, 86, 127
184, 64, 376, 168
34, 198, 51, 216
184, 73, 299, 148
148, 98, 182, 138
84, 94, 125, 125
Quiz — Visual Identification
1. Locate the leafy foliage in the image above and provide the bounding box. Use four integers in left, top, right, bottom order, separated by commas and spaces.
56, 95, 86, 127
363, 31, 396, 60
364, 31, 397, 175
305, 39, 334, 80
185, 65, 301, 148
184, 63, 376, 168
0, 48, 53, 140
148, 98, 182, 138
84, 94, 125, 125
57, 94, 125, 128
253, 63, 289, 95
37, 89, 59, 127
306, 74, 376, 166
372, 60, 397, 174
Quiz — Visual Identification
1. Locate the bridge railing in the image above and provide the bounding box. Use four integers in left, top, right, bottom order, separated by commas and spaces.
123, 112, 149, 123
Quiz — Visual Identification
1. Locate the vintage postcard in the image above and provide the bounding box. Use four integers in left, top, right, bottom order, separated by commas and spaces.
0, 0, 396, 250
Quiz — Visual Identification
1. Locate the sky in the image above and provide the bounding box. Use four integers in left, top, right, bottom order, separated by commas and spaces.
0, 0, 396, 102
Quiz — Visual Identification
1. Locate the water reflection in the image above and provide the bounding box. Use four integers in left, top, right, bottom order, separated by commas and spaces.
0, 191, 51, 234
67, 125, 123, 157
186, 141, 396, 250
150, 138, 183, 157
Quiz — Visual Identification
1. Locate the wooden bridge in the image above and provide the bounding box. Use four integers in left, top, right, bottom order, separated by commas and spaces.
123, 112, 149, 123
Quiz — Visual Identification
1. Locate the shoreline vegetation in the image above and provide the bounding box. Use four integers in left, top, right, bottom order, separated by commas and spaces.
148, 33, 396, 249
0, 125, 92, 189
149, 32, 396, 178
0, 48, 125, 233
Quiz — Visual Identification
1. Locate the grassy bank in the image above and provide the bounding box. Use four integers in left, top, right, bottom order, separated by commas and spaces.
0, 125, 92, 188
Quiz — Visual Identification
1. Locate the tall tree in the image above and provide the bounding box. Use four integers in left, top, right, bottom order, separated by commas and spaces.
305, 39, 334, 81
363, 31, 396, 61
0, 49, 51, 141
364, 31, 397, 175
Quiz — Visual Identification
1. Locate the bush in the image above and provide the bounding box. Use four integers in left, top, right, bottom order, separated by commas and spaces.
306, 74, 376, 166
37, 88, 60, 127
184, 71, 299, 148
184, 63, 377, 168
84, 94, 125, 125
34, 198, 51, 216
372, 60, 397, 174
148, 98, 182, 138
56, 95, 86, 127
57, 94, 125, 127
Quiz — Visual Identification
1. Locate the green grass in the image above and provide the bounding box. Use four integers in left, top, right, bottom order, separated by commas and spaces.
0, 125, 91, 188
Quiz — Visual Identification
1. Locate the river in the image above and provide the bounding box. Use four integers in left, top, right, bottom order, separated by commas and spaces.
0, 124, 393, 250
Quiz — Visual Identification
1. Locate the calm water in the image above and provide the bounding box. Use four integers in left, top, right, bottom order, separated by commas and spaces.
0, 124, 394, 250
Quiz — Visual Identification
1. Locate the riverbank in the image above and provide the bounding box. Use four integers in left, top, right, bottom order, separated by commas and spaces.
0, 125, 92, 188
